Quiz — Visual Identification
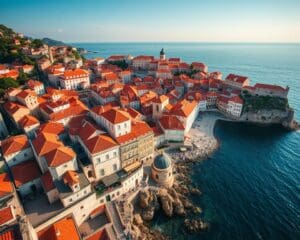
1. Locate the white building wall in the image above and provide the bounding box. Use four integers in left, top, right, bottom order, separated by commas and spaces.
4, 148, 33, 167
91, 146, 121, 180
60, 184, 92, 208
49, 158, 78, 180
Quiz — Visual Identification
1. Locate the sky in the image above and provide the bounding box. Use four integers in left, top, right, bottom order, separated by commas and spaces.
1, 0, 300, 43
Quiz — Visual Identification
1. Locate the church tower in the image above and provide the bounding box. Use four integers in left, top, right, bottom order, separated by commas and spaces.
160, 48, 166, 60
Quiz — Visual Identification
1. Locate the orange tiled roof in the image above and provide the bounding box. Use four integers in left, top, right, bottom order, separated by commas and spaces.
0, 206, 14, 226
115, 121, 152, 144
0, 229, 17, 240
44, 146, 75, 167
159, 115, 185, 130
229, 95, 243, 104
32, 133, 63, 156
153, 95, 168, 104
3, 101, 29, 116
41, 171, 55, 192
226, 74, 248, 84
16, 89, 37, 100
18, 115, 39, 128
38, 217, 80, 240
63, 171, 79, 186
62, 68, 89, 80
101, 108, 130, 124
37, 122, 64, 136
11, 160, 41, 187
170, 99, 197, 117
84, 134, 118, 154
1, 134, 29, 157
0, 173, 13, 198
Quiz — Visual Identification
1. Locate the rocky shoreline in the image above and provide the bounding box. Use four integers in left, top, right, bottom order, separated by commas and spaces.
128, 119, 219, 239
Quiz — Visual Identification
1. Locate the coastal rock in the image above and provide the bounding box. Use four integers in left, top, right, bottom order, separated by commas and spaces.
133, 213, 143, 225
190, 187, 202, 195
181, 198, 193, 209
184, 219, 209, 233
139, 189, 151, 209
141, 207, 155, 221
174, 199, 186, 216
131, 224, 141, 239
158, 188, 174, 217
192, 206, 202, 214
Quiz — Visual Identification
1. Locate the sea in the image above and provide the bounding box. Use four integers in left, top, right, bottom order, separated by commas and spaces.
72, 42, 300, 240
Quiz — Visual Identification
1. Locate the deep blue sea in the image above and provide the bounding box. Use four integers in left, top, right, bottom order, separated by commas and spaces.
73, 43, 300, 239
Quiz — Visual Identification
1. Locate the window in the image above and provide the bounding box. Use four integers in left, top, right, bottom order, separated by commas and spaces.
24, 153, 27, 157
156, 105, 159, 112
100, 169, 105, 176
106, 154, 109, 160
64, 164, 68, 168
69, 198, 73, 202
118, 125, 121, 130
113, 164, 117, 171
80, 206, 84, 209
113, 151, 117, 157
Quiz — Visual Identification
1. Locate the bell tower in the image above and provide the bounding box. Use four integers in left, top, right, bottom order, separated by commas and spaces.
160, 48, 166, 60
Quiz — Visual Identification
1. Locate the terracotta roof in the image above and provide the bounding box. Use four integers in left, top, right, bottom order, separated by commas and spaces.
133, 55, 154, 61
37, 122, 64, 136
27, 79, 43, 89
226, 74, 248, 84
38, 217, 80, 240
101, 109, 130, 124
61, 68, 89, 80
1, 134, 29, 157
11, 160, 41, 187
16, 89, 37, 99
159, 115, 185, 130
44, 146, 75, 167
0, 173, 13, 198
91, 102, 119, 115
78, 121, 99, 141
18, 115, 39, 128
32, 133, 63, 156
84, 134, 118, 154
3, 102, 30, 116
0, 229, 17, 240
41, 171, 55, 192
170, 99, 197, 117
115, 121, 152, 144
0, 206, 14, 226
63, 171, 79, 186
153, 95, 169, 104
229, 96, 243, 104
254, 83, 287, 92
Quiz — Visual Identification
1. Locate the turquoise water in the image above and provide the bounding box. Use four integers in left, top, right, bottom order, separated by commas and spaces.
74, 43, 300, 239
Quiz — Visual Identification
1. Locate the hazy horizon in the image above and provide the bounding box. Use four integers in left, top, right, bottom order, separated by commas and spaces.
2, 0, 300, 43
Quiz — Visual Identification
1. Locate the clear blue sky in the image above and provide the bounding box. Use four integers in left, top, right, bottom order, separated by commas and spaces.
1, 0, 300, 42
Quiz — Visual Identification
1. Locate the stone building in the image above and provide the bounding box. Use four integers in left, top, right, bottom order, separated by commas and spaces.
151, 153, 173, 188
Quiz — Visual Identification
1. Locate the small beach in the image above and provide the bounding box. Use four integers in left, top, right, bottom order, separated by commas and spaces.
167, 112, 224, 162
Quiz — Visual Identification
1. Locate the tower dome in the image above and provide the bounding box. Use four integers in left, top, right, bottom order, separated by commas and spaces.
151, 153, 173, 187
153, 153, 171, 169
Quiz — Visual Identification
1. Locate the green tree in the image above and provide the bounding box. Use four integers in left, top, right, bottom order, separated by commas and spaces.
31, 39, 44, 48
0, 77, 19, 89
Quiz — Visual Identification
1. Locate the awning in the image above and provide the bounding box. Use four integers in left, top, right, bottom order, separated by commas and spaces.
123, 161, 141, 173
102, 173, 119, 187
